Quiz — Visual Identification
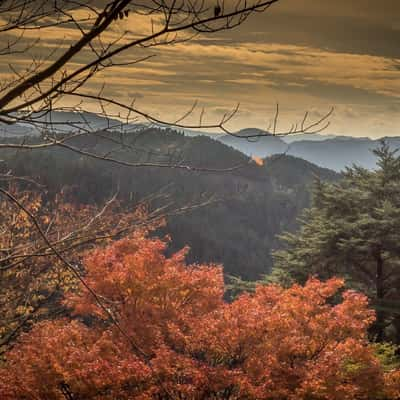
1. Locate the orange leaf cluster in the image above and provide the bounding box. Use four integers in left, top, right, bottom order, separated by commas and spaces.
1, 233, 399, 399
0, 186, 151, 355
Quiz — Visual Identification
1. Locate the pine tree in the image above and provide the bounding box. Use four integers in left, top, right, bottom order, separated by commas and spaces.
273, 141, 400, 343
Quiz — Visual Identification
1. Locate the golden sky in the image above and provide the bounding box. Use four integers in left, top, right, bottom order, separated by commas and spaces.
1, 0, 399, 137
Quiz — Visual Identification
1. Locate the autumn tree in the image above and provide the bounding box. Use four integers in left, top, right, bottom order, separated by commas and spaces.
273, 141, 400, 343
0, 183, 164, 355
1, 231, 399, 399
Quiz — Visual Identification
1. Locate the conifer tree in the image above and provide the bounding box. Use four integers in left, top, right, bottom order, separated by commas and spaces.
273, 141, 400, 342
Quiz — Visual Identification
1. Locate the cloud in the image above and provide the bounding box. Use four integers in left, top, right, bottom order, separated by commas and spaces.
1, 0, 399, 137
127, 92, 144, 99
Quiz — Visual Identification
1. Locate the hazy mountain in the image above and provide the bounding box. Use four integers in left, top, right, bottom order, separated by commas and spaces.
3, 113, 397, 172
0, 122, 38, 137
216, 129, 400, 171
181, 128, 223, 139
285, 137, 400, 171
183, 128, 337, 143
218, 133, 288, 158
34, 110, 127, 134
281, 133, 338, 143
0, 111, 145, 137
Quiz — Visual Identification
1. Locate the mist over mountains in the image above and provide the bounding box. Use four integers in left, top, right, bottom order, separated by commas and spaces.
2, 111, 399, 171
215, 130, 400, 172
0, 111, 144, 137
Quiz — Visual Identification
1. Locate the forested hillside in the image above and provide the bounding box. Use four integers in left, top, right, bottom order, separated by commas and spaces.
0, 128, 339, 279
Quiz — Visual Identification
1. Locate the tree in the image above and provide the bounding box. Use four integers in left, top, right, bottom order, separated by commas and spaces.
1, 231, 399, 399
0, 183, 166, 355
273, 141, 400, 343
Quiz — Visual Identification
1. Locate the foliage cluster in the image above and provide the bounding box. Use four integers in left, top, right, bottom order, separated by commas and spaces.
1, 232, 399, 399
0, 184, 148, 356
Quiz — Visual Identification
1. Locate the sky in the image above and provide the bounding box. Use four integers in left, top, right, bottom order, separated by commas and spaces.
1, 0, 400, 137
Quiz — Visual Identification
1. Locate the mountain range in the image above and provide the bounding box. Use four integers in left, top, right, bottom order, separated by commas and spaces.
2, 111, 398, 171
217, 132, 400, 171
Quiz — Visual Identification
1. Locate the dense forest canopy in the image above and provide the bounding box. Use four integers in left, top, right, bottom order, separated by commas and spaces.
0, 128, 339, 280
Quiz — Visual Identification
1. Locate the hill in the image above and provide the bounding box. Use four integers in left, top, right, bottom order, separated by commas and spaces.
217, 131, 400, 171
218, 133, 288, 158
0, 128, 339, 279
286, 137, 385, 171
3, 112, 399, 172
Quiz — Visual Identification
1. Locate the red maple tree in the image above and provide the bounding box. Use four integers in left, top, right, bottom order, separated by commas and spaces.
1, 231, 399, 399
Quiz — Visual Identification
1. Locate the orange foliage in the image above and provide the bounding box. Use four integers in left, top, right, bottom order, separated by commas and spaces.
0, 186, 148, 354
251, 156, 264, 166
1, 232, 399, 399
384, 370, 400, 399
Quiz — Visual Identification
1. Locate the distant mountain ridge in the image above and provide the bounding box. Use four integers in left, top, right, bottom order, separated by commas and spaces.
183, 127, 399, 171
2, 111, 398, 171
0, 111, 146, 136
215, 131, 400, 172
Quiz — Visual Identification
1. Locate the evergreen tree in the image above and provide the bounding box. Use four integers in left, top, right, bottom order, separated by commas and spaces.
273, 141, 400, 343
